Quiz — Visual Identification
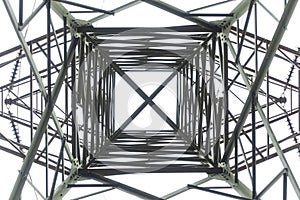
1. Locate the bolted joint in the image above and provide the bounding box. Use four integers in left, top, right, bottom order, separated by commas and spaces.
278, 96, 287, 104
4, 98, 13, 105
219, 33, 229, 43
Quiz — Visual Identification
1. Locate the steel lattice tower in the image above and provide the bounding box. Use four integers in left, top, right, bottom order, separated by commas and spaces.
0, 0, 300, 199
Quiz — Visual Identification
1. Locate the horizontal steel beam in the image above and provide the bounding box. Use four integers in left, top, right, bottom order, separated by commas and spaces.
53, 0, 114, 15
89, 0, 141, 23
79, 170, 163, 200
141, 0, 221, 32
188, 184, 251, 200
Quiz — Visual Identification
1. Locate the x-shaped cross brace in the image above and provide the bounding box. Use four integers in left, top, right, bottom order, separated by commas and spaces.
110, 62, 181, 140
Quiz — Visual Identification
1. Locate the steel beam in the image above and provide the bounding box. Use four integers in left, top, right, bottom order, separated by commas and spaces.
50, 164, 81, 200
188, 0, 236, 12
70, 188, 114, 200
162, 176, 211, 199
214, 173, 253, 199
79, 170, 163, 200
256, 169, 286, 198
283, 171, 288, 200
53, 0, 114, 15
257, 1, 279, 23
235, 0, 256, 63
141, 0, 220, 32
188, 184, 251, 200
49, 140, 66, 199
19, 0, 48, 31
26, 177, 46, 200
89, 0, 141, 23
221, 0, 257, 31
51, 0, 87, 34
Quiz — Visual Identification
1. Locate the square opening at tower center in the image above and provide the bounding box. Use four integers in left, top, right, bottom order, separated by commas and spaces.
114, 70, 177, 131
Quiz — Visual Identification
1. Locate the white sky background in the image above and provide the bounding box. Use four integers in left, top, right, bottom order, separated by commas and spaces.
0, 0, 300, 199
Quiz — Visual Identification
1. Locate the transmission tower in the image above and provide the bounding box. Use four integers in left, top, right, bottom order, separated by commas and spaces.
0, 0, 300, 199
